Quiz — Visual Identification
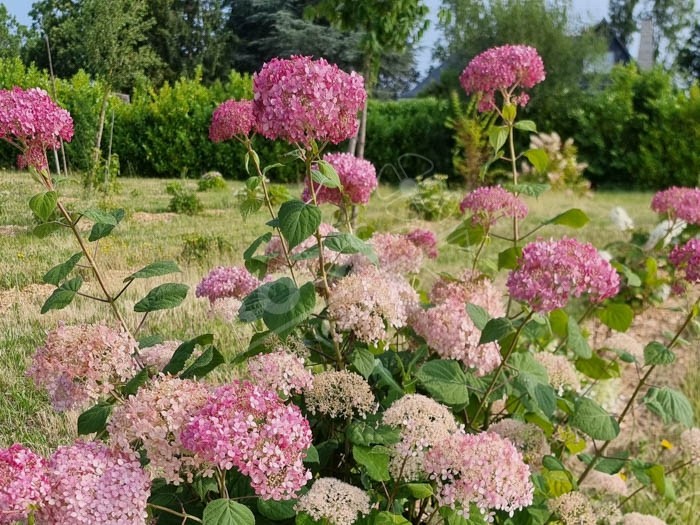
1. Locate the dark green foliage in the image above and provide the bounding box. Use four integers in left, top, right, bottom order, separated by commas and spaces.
570, 65, 700, 188
678, 21, 700, 81
363, 98, 454, 183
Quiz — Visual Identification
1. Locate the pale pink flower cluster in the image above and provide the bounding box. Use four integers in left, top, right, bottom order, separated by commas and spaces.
0, 444, 48, 524
412, 274, 505, 376
306, 370, 376, 419
37, 441, 150, 525
180, 380, 312, 499
548, 491, 596, 525
366, 232, 425, 274
460, 45, 546, 112
425, 431, 533, 520
383, 394, 461, 480
580, 470, 627, 496
680, 427, 700, 465
303, 152, 378, 206
253, 56, 366, 145
406, 228, 439, 259
651, 186, 700, 225
488, 419, 550, 467
459, 186, 528, 227
328, 266, 418, 343
209, 99, 255, 142
108, 375, 210, 484
533, 352, 580, 393
195, 265, 261, 303
27, 323, 138, 411
139, 340, 181, 370
669, 238, 700, 284
0, 87, 74, 171
622, 512, 667, 525
247, 349, 313, 397
506, 237, 621, 313
295, 478, 371, 525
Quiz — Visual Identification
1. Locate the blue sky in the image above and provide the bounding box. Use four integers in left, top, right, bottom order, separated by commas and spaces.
1, 0, 615, 76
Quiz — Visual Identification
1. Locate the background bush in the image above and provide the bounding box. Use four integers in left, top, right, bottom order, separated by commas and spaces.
1, 58, 698, 190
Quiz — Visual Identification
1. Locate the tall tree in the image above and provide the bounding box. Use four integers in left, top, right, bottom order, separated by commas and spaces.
146, 0, 233, 84
308, 0, 430, 156
0, 5, 29, 59
677, 21, 700, 81
609, 0, 639, 46
26, 0, 81, 77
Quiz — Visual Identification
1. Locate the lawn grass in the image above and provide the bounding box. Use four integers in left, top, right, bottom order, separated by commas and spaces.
0, 170, 695, 522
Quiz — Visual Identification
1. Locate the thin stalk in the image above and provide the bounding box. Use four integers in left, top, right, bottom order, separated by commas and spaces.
244, 139, 298, 286
508, 123, 519, 248
578, 300, 699, 485
473, 311, 534, 425
618, 460, 693, 508
147, 504, 202, 523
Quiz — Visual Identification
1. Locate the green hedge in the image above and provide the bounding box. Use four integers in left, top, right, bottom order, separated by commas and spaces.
1, 58, 698, 189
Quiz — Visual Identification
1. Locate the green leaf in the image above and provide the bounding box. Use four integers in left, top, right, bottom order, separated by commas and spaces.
304, 445, 320, 464
87, 209, 125, 242
238, 196, 263, 219
447, 219, 485, 247
180, 346, 225, 379
478, 317, 514, 345
123, 367, 150, 395
398, 483, 433, 499
162, 334, 214, 375
33, 221, 63, 238
567, 317, 592, 359
312, 159, 342, 189
502, 103, 517, 122
488, 126, 508, 153
346, 421, 401, 447
260, 280, 316, 338
41, 277, 83, 313
124, 261, 180, 282
29, 191, 58, 222
43, 252, 82, 285
578, 451, 629, 475
643, 387, 694, 427
202, 499, 255, 525
243, 232, 273, 261
510, 353, 556, 416
353, 445, 390, 481
545, 208, 590, 228
549, 309, 568, 338
278, 200, 322, 249
350, 348, 376, 379
514, 120, 537, 132
504, 182, 550, 197
372, 512, 411, 525
257, 498, 297, 520
324, 232, 378, 265
524, 148, 549, 173
575, 353, 621, 380
498, 246, 522, 270
77, 402, 112, 435
133, 283, 188, 313
416, 360, 469, 405
570, 397, 620, 440
596, 303, 634, 332
82, 208, 118, 225
466, 303, 489, 330
371, 359, 404, 398
644, 341, 676, 366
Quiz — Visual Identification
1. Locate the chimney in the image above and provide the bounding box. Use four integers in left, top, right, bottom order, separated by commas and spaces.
638, 17, 654, 70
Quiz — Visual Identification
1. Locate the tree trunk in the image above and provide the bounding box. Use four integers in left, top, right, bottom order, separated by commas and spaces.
356, 97, 369, 159
92, 88, 110, 180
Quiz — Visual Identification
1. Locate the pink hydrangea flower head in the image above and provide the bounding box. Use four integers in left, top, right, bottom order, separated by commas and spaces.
180, 380, 312, 500
247, 349, 313, 397
429, 270, 505, 309
253, 56, 366, 145
0, 444, 48, 524
108, 375, 211, 484
37, 441, 150, 525
425, 430, 533, 520
295, 478, 371, 525
670, 238, 700, 284
651, 186, 700, 225
26, 322, 139, 411
302, 152, 378, 206
0, 87, 74, 171
362, 232, 424, 274
209, 99, 255, 142
460, 186, 528, 227
406, 228, 439, 259
195, 266, 262, 303
328, 266, 419, 344
506, 237, 621, 313
139, 340, 181, 371
460, 45, 545, 112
